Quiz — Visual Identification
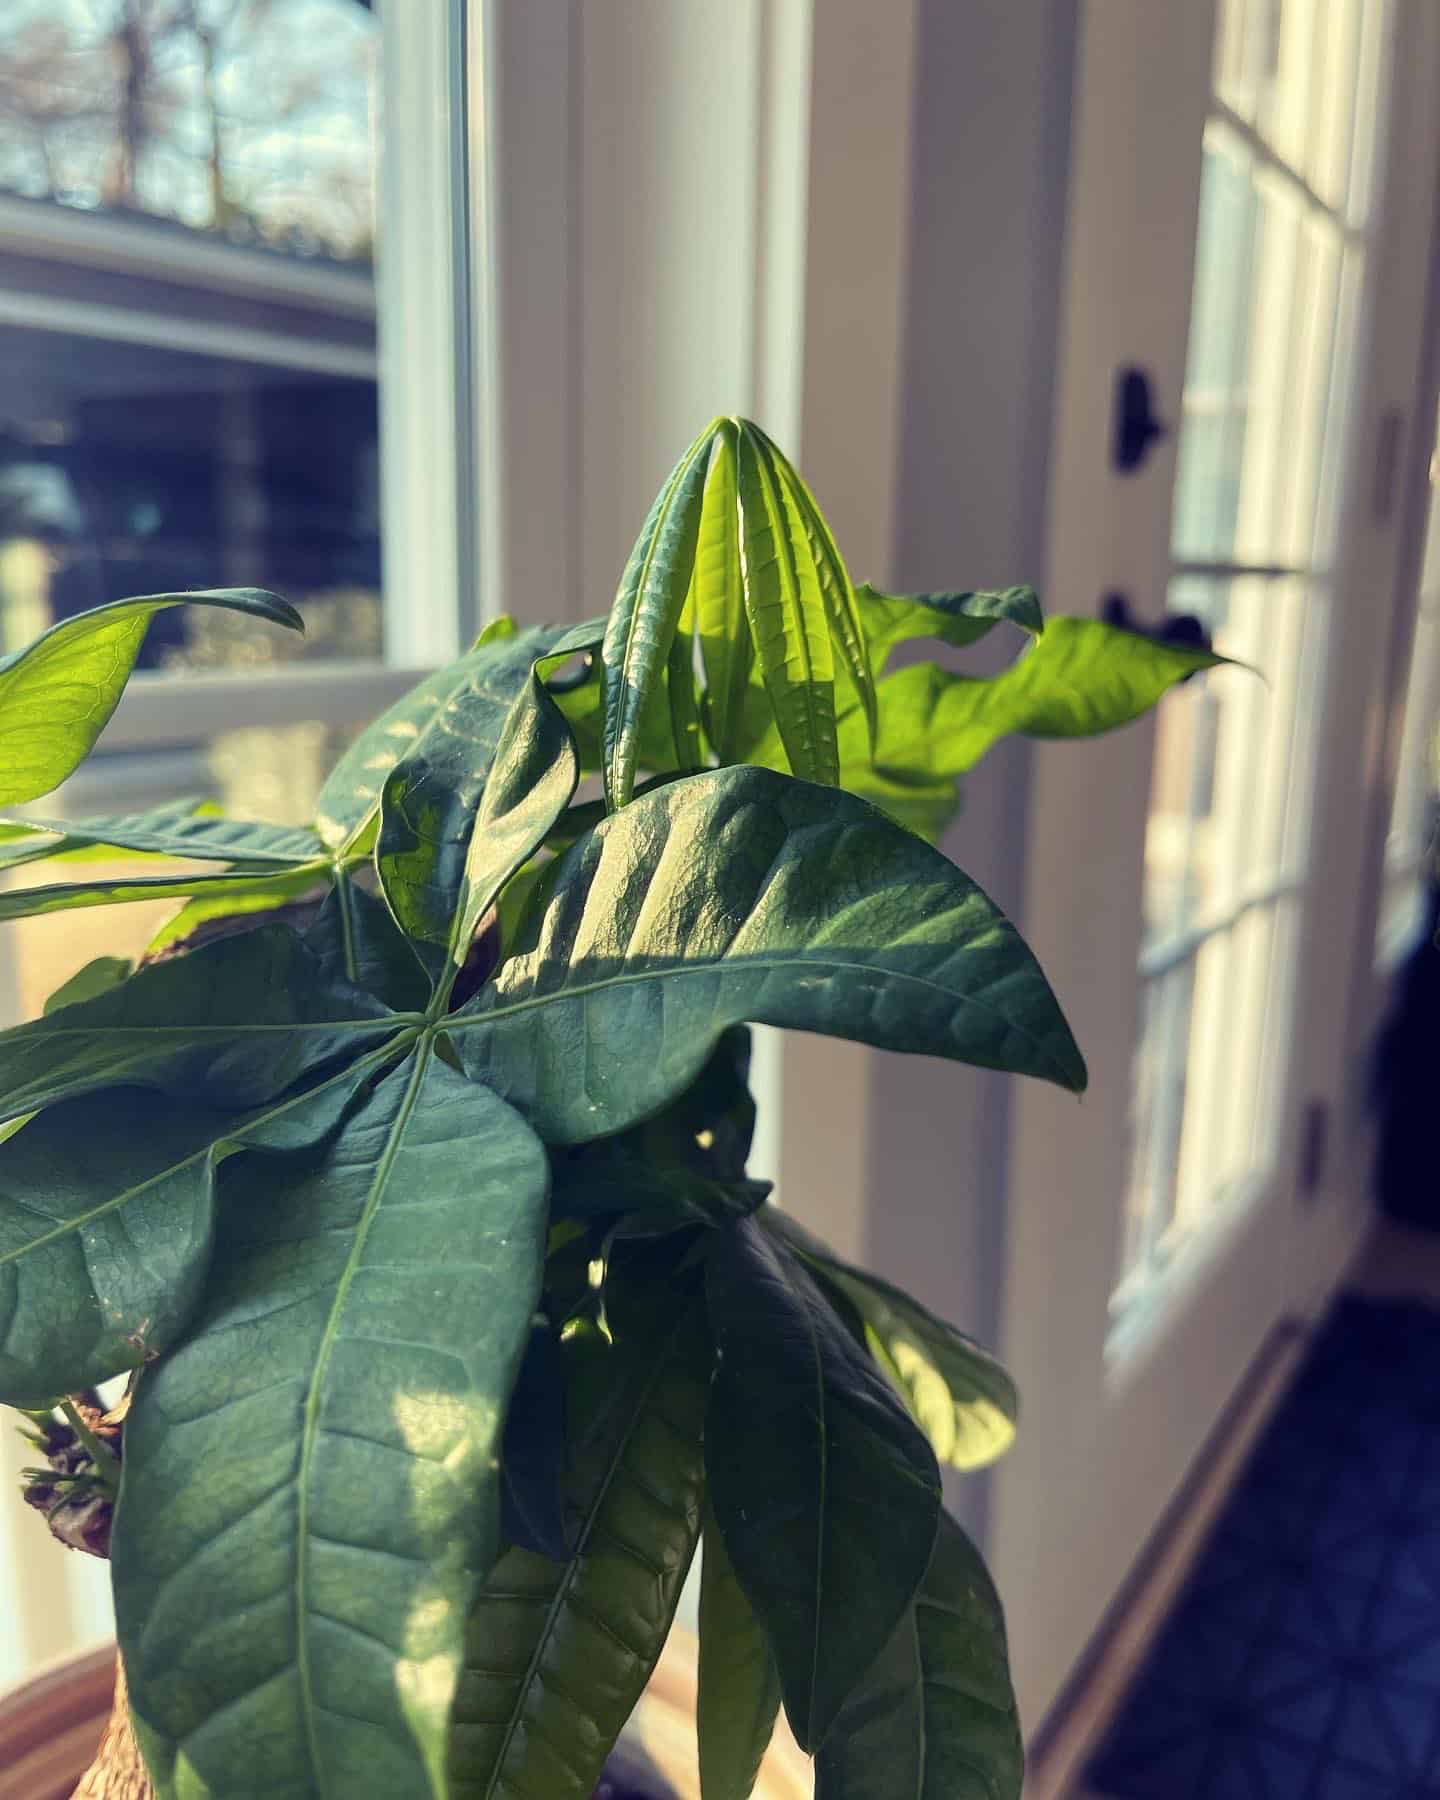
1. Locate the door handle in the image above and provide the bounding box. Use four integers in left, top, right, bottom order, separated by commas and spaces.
1112, 366, 1168, 473
1101, 591, 1212, 667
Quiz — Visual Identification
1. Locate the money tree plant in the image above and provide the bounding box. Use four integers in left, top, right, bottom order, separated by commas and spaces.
0, 419, 1222, 1800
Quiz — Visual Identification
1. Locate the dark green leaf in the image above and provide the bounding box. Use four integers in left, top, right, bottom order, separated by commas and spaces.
692, 420, 752, 761
0, 805, 323, 867
705, 1217, 941, 1750
316, 620, 585, 855
602, 426, 714, 808
547, 1029, 767, 1230
0, 1060, 370, 1408
113, 1047, 550, 1799
376, 624, 595, 974
499, 1319, 570, 1562
856, 583, 1043, 675
0, 589, 302, 806
0, 925, 408, 1126
449, 1265, 710, 1799
449, 624, 593, 969
815, 1513, 1022, 1800
762, 1210, 1018, 1471
42, 956, 133, 1016
303, 882, 432, 1012
452, 766, 1084, 1144
0, 798, 209, 874
697, 1497, 782, 1800
734, 425, 837, 786
0, 859, 330, 924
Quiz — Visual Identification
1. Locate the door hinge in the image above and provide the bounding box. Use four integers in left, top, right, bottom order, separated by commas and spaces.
1299, 1098, 1329, 1202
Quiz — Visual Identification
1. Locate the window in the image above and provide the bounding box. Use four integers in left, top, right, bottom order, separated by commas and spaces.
0, 0, 473, 1688
1376, 419, 1440, 961
1115, 0, 1394, 1306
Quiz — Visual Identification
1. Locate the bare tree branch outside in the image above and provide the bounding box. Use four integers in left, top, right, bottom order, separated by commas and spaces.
0, 0, 376, 261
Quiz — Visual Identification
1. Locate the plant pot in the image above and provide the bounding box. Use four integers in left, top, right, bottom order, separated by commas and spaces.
0, 1635, 812, 1800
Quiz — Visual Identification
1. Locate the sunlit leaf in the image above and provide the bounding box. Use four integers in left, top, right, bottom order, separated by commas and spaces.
602, 426, 714, 807
114, 1051, 550, 1799
705, 1217, 941, 1750
0, 589, 302, 806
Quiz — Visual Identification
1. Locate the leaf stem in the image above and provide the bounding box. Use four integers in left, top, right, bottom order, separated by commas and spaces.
59, 1399, 121, 1495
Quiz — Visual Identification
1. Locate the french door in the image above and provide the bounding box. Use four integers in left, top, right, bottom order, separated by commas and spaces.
989, 0, 1440, 1727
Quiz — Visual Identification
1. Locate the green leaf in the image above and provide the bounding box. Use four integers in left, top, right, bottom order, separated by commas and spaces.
762, 1210, 1018, 1472
692, 420, 752, 761
666, 595, 705, 772
0, 589, 302, 807
0, 798, 210, 874
869, 617, 1225, 780
815, 1513, 1022, 1800
499, 1319, 570, 1562
0, 858, 331, 924
376, 624, 595, 974
0, 925, 408, 1126
113, 1047, 551, 1800
0, 1059, 371, 1408
448, 624, 594, 971
705, 1216, 942, 1750
449, 1262, 710, 1799
0, 805, 323, 867
451, 766, 1084, 1144
856, 583, 1043, 675
757, 424, 876, 747
316, 621, 584, 855
734, 424, 837, 785
697, 1497, 782, 1800
547, 1029, 766, 1227
602, 426, 714, 807
43, 955, 133, 1016
304, 883, 432, 1014
145, 866, 341, 958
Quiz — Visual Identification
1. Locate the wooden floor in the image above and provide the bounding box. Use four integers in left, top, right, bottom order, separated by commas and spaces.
1039, 1218, 1440, 1800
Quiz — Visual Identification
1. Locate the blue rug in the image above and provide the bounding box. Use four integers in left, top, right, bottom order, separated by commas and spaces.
1086, 1296, 1440, 1800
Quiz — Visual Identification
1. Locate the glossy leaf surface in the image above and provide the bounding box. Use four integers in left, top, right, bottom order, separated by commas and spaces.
453, 767, 1084, 1144
763, 1210, 1018, 1471
0, 589, 302, 806
692, 421, 751, 760
734, 425, 837, 786
855, 583, 1043, 674
815, 1513, 1022, 1800
114, 1050, 550, 1799
450, 1270, 709, 1799
0, 926, 405, 1126
0, 1062, 369, 1407
602, 428, 713, 807
697, 1500, 782, 1800
705, 1218, 941, 1750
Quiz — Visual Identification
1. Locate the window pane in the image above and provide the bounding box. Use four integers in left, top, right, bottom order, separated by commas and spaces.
0, 0, 383, 670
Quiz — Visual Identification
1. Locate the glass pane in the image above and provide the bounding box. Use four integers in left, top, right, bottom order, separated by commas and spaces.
1254, 0, 1318, 171
1115, 0, 1396, 1306
1171, 128, 1260, 564
1308, 0, 1365, 209
0, 3, 375, 253
0, 0, 383, 670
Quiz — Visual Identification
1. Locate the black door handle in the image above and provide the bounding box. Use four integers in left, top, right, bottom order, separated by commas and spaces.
1101, 590, 1212, 661
1112, 367, 1168, 473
